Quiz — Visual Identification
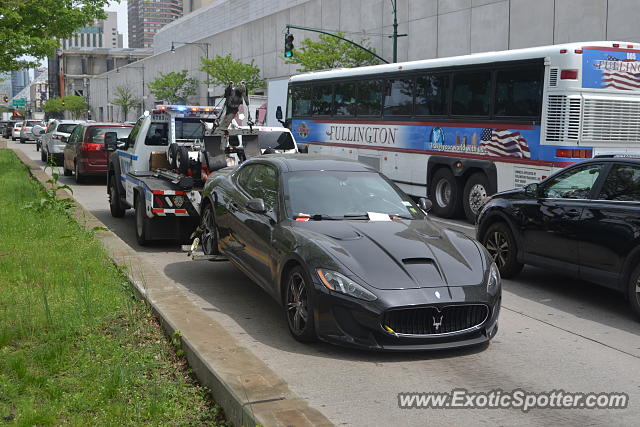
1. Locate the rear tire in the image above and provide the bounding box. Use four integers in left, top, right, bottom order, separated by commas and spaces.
19, 138, 25, 144
429, 168, 463, 218
284, 266, 317, 343
176, 146, 190, 175
135, 194, 150, 246
74, 161, 84, 184
63, 166, 72, 176
463, 172, 490, 223
108, 175, 126, 218
482, 222, 523, 279
40, 148, 47, 163
167, 143, 178, 169
627, 264, 640, 319
200, 202, 219, 255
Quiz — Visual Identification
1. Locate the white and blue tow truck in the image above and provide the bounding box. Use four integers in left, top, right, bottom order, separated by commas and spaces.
106, 96, 298, 246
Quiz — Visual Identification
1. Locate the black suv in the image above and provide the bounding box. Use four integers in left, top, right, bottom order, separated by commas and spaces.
476, 155, 640, 317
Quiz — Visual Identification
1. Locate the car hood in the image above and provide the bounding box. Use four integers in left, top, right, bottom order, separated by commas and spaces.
293, 219, 486, 290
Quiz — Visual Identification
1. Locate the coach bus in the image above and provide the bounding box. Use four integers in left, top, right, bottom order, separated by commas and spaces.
285, 41, 640, 222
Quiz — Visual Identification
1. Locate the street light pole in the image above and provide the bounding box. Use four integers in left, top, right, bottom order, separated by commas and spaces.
171, 41, 211, 104
389, 0, 407, 63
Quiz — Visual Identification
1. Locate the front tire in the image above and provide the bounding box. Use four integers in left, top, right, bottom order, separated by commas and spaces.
40, 147, 47, 163
135, 195, 150, 246
285, 266, 317, 343
482, 222, 523, 279
627, 264, 640, 319
200, 202, 219, 255
463, 172, 490, 223
108, 175, 126, 218
429, 168, 463, 218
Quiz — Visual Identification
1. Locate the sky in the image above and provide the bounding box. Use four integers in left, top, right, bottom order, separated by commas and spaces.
107, 0, 129, 48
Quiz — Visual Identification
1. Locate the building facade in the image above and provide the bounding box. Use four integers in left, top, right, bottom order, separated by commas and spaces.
90, 0, 640, 112
60, 11, 123, 50
129, 0, 183, 48
183, 0, 215, 15
11, 69, 30, 98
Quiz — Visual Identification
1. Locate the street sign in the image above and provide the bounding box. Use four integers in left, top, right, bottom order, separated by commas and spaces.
12, 98, 26, 107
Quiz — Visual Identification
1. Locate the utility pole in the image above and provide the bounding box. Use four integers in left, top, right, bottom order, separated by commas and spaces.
389, 0, 407, 63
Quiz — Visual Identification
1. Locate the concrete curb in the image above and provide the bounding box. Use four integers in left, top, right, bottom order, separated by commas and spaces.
6, 144, 333, 427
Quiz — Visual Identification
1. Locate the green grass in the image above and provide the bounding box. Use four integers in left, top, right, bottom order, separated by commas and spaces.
0, 150, 228, 426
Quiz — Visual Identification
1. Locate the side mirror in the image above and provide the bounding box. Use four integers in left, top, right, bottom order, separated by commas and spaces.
246, 198, 267, 214
275, 106, 283, 120
61, 136, 68, 143
104, 131, 118, 152
32, 125, 44, 135
524, 183, 540, 198
418, 197, 432, 212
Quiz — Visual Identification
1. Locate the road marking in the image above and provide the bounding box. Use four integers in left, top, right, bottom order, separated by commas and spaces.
430, 216, 476, 231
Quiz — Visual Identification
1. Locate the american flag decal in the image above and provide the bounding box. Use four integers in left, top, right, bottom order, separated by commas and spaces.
481, 128, 531, 159
601, 56, 640, 90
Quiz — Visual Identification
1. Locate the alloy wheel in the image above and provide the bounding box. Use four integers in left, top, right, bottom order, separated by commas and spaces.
287, 272, 309, 335
485, 231, 509, 268
200, 206, 216, 255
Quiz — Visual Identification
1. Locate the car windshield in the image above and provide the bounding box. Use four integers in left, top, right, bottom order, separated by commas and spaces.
283, 170, 425, 220
14, 122, 23, 127
259, 131, 296, 150
57, 123, 78, 133
88, 126, 132, 143
26, 120, 41, 127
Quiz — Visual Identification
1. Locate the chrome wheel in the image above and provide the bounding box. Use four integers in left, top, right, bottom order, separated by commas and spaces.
485, 231, 509, 268
468, 183, 487, 215
435, 178, 451, 208
200, 205, 217, 255
286, 272, 309, 335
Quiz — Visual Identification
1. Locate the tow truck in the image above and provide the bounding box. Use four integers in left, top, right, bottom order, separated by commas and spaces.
106, 82, 298, 245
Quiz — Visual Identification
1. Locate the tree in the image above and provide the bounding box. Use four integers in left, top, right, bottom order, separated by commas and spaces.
111, 86, 140, 121
62, 95, 88, 119
0, 0, 110, 73
200, 55, 265, 94
285, 33, 382, 72
148, 70, 198, 105
42, 97, 64, 114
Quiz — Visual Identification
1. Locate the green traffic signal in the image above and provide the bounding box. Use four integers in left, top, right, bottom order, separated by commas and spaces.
284, 34, 294, 58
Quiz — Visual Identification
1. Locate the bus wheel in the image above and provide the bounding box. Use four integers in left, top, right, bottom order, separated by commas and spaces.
463, 172, 490, 223
429, 168, 462, 218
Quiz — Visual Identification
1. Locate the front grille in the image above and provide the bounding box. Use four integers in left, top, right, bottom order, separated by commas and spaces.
383, 304, 489, 335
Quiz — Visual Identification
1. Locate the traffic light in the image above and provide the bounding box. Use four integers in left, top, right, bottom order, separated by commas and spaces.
2, 96, 7, 103
61, 99, 65, 107
284, 33, 294, 58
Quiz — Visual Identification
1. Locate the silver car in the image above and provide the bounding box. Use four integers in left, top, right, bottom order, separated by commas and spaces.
19, 120, 44, 144
40, 120, 83, 165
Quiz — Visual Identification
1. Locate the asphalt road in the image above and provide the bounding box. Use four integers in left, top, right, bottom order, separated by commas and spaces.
8, 139, 640, 426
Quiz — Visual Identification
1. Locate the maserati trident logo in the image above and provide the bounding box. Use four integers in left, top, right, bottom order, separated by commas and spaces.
433, 314, 444, 332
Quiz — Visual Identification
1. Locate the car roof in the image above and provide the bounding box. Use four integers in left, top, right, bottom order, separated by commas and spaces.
78, 122, 133, 127
247, 154, 375, 173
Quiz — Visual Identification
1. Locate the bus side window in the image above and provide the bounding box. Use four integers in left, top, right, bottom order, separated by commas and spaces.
383, 79, 413, 116
452, 71, 491, 116
334, 82, 357, 116
357, 80, 382, 117
312, 84, 333, 116
292, 86, 312, 116
494, 67, 543, 118
415, 74, 449, 116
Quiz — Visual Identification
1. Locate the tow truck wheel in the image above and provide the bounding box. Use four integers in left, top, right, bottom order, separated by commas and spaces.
176, 146, 189, 175
108, 175, 126, 218
135, 195, 150, 246
200, 203, 219, 255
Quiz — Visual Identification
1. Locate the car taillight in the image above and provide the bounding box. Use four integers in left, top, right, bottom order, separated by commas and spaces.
81, 142, 103, 151
560, 69, 578, 80
52, 134, 60, 140
556, 148, 593, 158
21, 126, 26, 130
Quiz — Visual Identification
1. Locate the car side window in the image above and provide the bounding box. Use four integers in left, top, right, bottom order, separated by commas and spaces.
236, 165, 257, 192
244, 165, 279, 210
127, 118, 144, 149
541, 164, 603, 199
68, 126, 82, 144
598, 164, 640, 201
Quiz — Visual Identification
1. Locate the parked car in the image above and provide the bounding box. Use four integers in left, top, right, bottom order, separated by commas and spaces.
200, 155, 501, 350
19, 120, 44, 143
35, 119, 56, 151
477, 154, 640, 317
11, 122, 23, 141
39, 120, 83, 164
63, 123, 133, 183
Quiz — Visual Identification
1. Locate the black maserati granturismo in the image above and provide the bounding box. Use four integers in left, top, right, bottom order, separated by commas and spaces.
200, 155, 501, 350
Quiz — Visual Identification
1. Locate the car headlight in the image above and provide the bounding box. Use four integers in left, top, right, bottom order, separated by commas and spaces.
316, 269, 377, 301
487, 262, 501, 295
